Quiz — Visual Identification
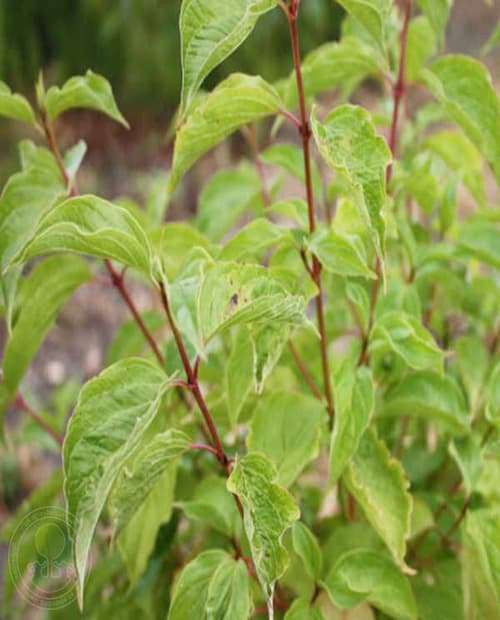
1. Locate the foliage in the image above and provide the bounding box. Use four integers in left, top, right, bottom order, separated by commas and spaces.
1, 1, 499, 619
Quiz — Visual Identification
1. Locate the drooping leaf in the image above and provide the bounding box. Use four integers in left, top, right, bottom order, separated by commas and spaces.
308, 229, 376, 279
219, 218, 290, 261
329, 366, 374, 485
371, 311, 445, 372
416, 0, 452, 47
63, 358, 174, 605
227, 453, 300, 605
406, 16, 437, 82
247, 391, 325, 487
0, 141, 65, 269
486, 362, 500, 428
422, 55, 500, 182
292, 522, 322, 581
411, 559, 464, 620
322, 550, 417, 620
455, 335, 489, 414
346, 282, 370, 334
0, 81, 37, 125
44, 70, 128, 127
109, 429, 190, 537
179, 0, 278, 115
311, 104, 391, 269
2, 256, 91, 399
284, 597, 324, 620
448, 436, 483, 494
334, 0, 392, 56
382, 371, 469, 435
265, 198, 309, 229
170, 74, 283, 191
21, 195, 154, 278
462, 508, 500, 619
457, 219, 500, 270
225, 327, 254, 429
63, 140, 87, 186
251, 323, 293, 392
197, 262, 307, 342
343, 429, 413, 572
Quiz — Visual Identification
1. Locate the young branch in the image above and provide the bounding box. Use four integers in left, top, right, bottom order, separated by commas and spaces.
14, 392, 64, 447
285, 0, 334, 420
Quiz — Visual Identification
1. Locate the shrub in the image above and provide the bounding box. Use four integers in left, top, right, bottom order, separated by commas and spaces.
1, 1, 499, 618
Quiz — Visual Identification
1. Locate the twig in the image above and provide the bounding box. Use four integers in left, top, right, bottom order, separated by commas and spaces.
14, 393, 63, 447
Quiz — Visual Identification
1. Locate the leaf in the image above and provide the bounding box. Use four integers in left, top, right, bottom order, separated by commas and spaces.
117, 466, 177, 586
346, 282, 370, 334
151, 222, 212, 280
308, 229, 376, 279
457, 219, 500, 270
63, 140, 87, 184
196, 164, 261, 241
382, 371, 468, 434
322, 550, 417, 620
416, 0, 452, 47
455, 335, 489, 414
329, 366, 374, 485
226, 327, 254, 429
247, 391, 324, 487
343, 429, 413, 573
2, 256, 91, 398
0, 81, 37, 125
251, 323, 292, 392
371, 311, 444, 372
197, 262, 307, 342
179, 0, 278, 116
311, 104, 391, 270
227, 453, 300, 604
462, 508, 500, 619
44, 70, 128, 127
0, 141, 65, 269
448, 436, 483, 494
21, 195, 154, 278
261, 143, 323, 202
334, 0, 392, 56
292, 522, 322, 581
406, 16, 437, 82
63, 358, 174, 605
411, 559, 464, 620
266, 198, 309, 229
486, 362, 500, 428
168, 550, 252, 620
106, 311, 164, 365
219, 218, 289, 261
422, 55, 500, 182
109, 429, 190, 537
170, 74, 283, 191
482, 19, 500, 55
284, 597, 324, 620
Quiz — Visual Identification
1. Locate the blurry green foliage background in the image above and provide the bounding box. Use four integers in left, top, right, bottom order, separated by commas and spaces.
0, 0, 343, 113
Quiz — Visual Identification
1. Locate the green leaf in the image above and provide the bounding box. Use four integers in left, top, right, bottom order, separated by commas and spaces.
406, 16, 437, 82
247, 391, 324, 487
462, 508, 500, 619
227, 453, 300, 605
486, 362, 500, 428
106, 311, 164, 365
226, 327, 254, 429
63, 358, 174, 605
308, 229, 376, 279
2, 256, 91, 398
265, 198, 309, 229
292, 522, 322, 581
251, 323, 293, 392
196, 164, 261, 242
382, 371, 469, 435
179, 0, 278, 116
170, 74, 283, 191
422, 55, 500, 182
322, 550, 417, 620
346, 282, 370, 334
109, 429, 190, 537
343, 429, 413, 572
411, 559, 464, 620
455, 335, 489, 414
448, 436, 483, 494
0, 141, 65, 269
416, 0, 452, 47
457, 219, 500, 270
168, 550, 252, 620
260, 143, 323, 202
44, 70, 128, 127
371, 311, 444, 372
21, 195, 154, 278
284, 597, 323, 620
63, 140, 87, 185
0, 81, 37, 125
117, 465, 177, 586
197, 262, 306, 342
151, 222, 212, 280
334, 0, 392, 56
220, 218, 289, 261
329, 366, 374, 485
311, 104, 391, 270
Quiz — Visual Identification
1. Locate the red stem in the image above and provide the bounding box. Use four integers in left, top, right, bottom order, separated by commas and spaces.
15, 393, 63, 446
288, 342, 323, 401
286, 0, 334, 420
189, 443, 220, 458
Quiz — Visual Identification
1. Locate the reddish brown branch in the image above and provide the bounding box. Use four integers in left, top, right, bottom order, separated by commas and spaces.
15, 393, 63, 447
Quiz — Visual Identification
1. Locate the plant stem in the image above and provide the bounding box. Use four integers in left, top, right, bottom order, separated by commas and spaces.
14, 392, 63, 447
288, 342, 322, 401
286, 0, 334, 420
189, 443, 220, 458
